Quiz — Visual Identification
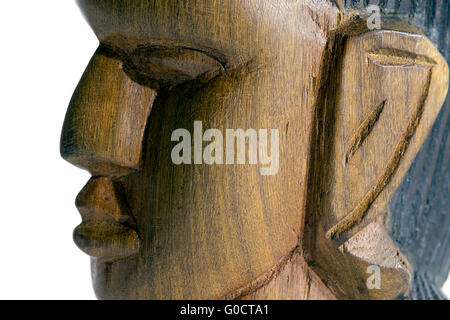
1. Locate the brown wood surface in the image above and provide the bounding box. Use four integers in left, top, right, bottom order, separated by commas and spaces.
60, 0, 449, 299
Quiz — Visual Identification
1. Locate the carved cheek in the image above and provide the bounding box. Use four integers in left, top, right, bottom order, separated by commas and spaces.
60, 47, 156, 177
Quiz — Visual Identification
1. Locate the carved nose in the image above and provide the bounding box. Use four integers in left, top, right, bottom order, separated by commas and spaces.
60, 46, 156, 178
75, 177, 135, 227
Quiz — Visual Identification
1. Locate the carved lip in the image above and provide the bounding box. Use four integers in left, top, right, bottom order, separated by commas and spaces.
73, 221, 140, 260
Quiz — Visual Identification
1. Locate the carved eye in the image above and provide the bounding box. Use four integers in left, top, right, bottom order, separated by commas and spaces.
126, 47, 225, 87
366, 48, 436, 68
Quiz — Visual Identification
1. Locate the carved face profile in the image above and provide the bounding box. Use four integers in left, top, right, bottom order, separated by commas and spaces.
61, 0, 448, 299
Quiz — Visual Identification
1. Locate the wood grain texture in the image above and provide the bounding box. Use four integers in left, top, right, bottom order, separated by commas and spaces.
60, 0, 449, 299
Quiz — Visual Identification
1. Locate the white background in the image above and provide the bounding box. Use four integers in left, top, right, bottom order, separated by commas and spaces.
0, 1, 448, 300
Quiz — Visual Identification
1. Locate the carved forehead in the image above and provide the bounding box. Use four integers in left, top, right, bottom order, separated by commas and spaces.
77, 0, 254, 41
77, 0, 339, 62
77, 0, 337, 29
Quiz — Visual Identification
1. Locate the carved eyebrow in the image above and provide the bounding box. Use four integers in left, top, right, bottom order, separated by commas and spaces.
367, 48, 436, 68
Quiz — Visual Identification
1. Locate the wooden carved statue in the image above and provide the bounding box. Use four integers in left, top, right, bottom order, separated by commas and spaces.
61, 0, 450, 300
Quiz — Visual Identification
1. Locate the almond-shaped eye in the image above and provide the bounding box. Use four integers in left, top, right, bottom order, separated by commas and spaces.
366, 48, 436, 68
128, 47, 225, 87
